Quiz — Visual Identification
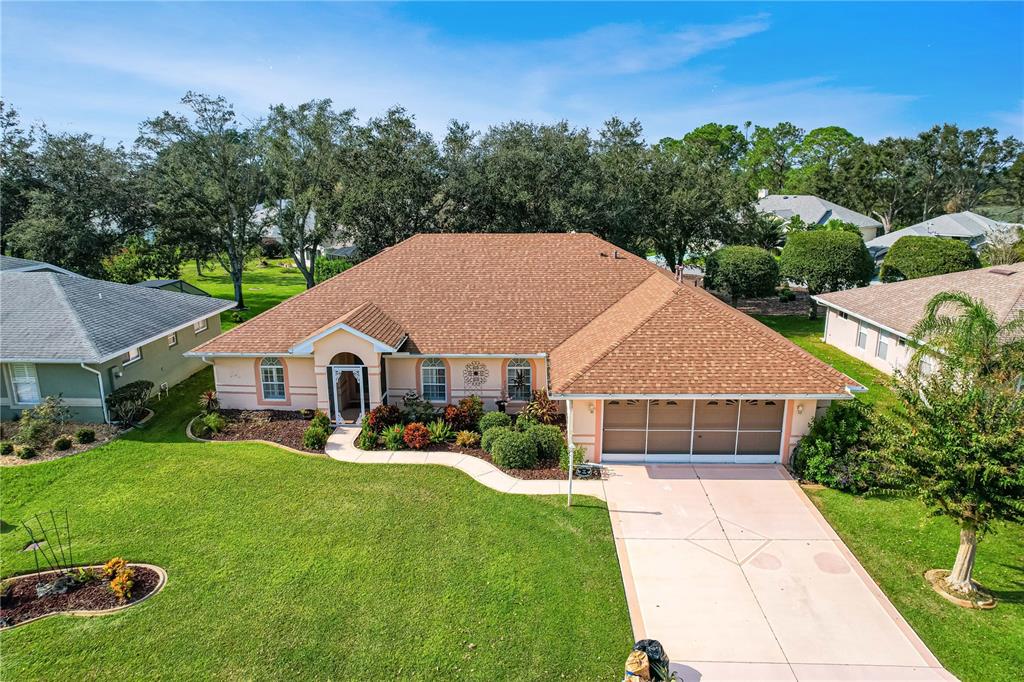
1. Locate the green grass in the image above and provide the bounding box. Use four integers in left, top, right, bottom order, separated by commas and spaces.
756, 315, 896, 408
806, 488, 1024, 682
0, 371, 632, 679
180, 258, 307, 330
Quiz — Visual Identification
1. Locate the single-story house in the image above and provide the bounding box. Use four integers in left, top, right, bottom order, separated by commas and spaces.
190, 233, 861, 464
135, 279, 211, 296
0, 254, 78, 276
756, 193, 883, 242
253, 201, 356, 261
813, 262, 1024, 375
865, 211, 1020, 263
1, 269, 234, 423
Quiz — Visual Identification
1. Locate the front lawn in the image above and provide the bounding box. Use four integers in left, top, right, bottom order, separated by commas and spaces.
755, 315, 895, 408
806, 488, 1024, 682
180, 258, 308, 329
0, 371, 632, 679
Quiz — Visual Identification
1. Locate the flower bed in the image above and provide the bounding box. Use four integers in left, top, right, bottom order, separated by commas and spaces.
0, 422, 121, 467
422, 442, 570, 480
0, 564, 163, 629
202, 409, 324, 454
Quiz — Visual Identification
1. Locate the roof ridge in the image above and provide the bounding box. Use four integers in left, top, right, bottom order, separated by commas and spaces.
554, 280, 682, 392
48, 274, 102, 361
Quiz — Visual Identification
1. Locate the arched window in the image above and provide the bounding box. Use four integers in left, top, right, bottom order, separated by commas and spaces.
260, 357, 286, 400
507, 359, 532, 401
421, 358, 446, 402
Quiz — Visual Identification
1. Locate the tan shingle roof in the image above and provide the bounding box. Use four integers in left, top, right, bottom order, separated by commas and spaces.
815, 262, 1024, 337
195, 233, 857, 396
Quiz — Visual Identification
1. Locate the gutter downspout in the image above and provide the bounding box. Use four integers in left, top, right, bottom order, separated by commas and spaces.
80, 363, 110, 424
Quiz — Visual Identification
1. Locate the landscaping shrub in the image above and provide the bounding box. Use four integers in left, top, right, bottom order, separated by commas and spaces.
230, 311, 246, 324
302, 424, 330, 450
427, 418, 453, 444
260, 237, 285, 259
75, 428, 96, 444
792, 401, 876, 492
401, 392, 436, 423
520, 390, 559, 425
458, 395, 484, 426
879, 236, 981, 282
382, 424, 405, 450
780, 231, 874, 318
106, 380, 153, 425
514, 414, 540, 432
402, 422, 431, 450
14, 396, 70, 446
201, 412, 227, 434
16, 445, 37, 460
198, 390, 220, 414
491, 431, 538, 469
108, 564, 135, 603
481, 426, 513, 453
103, 557, 129, 578
704, 245, 780, 305
778, 284, 796, 302
442, 404, 474, 431
313, 256, 353, 284
366, 404, 402, 431
355, 428, 378, 450
192, 419, 212, 439
478, 411, 512, 433
526, 424, 567, 461
560, 444, 587, 471
310, 410, 331, 430
52, 435, 73, 451
454, 430, 480, 448
0, 442, 13, 456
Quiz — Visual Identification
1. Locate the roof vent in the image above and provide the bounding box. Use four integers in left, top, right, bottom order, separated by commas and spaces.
613, 250, 625, 260
990, 268, 1016, 276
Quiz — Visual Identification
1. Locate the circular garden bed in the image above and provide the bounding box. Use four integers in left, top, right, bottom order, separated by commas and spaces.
0, 563, 165, 629
194, 409, 325, 454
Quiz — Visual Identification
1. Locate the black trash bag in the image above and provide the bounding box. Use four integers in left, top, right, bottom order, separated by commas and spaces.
633, 639, 670, 681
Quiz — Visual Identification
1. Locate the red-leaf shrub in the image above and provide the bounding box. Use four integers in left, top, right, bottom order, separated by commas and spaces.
403, 422, 431, 450
442, 404, 474, 431
367, 404, 402, 431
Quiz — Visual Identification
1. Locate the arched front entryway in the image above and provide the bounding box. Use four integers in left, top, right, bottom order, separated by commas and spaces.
328, 352, 369, 424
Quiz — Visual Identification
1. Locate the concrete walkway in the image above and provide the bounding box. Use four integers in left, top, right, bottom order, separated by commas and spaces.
325, 425, 606, 500
604, 464, 952, 681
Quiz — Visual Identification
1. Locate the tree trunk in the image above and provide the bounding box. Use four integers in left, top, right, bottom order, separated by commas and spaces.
807, 294, 818, 320
194, 257, 203, 276
946, 526, 977, 593
232, 275, 245, 310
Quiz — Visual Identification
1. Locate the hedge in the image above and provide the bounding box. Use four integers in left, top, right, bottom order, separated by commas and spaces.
779, 230, 874, 318
879, 236, 981, 282
490, 431, 539, 469
313, 257, 353, 284
704, 246, 780, 304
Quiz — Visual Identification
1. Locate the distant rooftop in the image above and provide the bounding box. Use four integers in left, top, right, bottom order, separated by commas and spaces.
756, 194, 882, 229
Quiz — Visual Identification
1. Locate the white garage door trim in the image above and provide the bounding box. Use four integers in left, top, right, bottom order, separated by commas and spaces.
602, 398, 787, 464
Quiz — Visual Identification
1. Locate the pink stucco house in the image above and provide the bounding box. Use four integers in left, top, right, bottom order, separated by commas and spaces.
814, 262, 1024, 376
189, 233, 861, 464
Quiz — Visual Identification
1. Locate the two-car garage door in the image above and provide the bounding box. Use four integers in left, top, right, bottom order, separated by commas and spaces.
602, 398, 786, 463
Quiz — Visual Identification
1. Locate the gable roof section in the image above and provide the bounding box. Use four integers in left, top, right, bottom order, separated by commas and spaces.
757, 195, 882, 229
0, 272, 235, 363
866, 211, 1019, 250
814, 262, 1024, 338
292, 302, 407, 353
0, 255, 79, 276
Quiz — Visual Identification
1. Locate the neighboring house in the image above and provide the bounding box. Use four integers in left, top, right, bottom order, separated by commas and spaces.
0, 270, 234, 423
136, 279, 211, 296
190, 233, 862, 465
253, 201, 355, 260
756, 193, 883, 242
865, 211, 1021, 263
0, 254, 79, 276
813, 262, 1024, 375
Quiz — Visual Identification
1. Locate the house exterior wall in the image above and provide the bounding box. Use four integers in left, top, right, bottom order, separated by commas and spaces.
382, 356, 547, 411
311, 331, 382, 416
0, 362, 106, 422
213, 356, 318, 411
822, 308, 912, 375
782, 399, 818, 465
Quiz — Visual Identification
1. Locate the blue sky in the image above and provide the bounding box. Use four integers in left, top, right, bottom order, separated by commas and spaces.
2, 2, 1021, 145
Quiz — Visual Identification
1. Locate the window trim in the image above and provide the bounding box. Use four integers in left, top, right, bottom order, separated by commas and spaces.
9, 363, 41, 406
124, 347, 143, 366
193, 319, 208, 334
167, 332, 178, 348
875, 333, 889, 360
259, 357, 287, 402
420, 358, 447, 403
505, 358, 533, 402
855, 323, 868, 350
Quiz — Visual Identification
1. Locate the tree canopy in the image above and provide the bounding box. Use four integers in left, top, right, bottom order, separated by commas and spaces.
879, 236, 981, 282
779, 231, 874, 318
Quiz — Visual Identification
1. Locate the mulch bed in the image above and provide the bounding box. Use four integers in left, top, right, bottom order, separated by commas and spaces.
709, 289, 813, 316
422, 442, 569, 480
204, 410, 323, 454
0, 422, 121, 467
0, 565, 161, 628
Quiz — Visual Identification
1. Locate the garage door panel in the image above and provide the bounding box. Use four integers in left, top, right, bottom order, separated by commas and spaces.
648, 399, 693, 427
604, 400, 647, 428
737, 431, 782, 455
604, 429, 645, 454
739, 400, 785, 429
693, 430, 736, 454
646, 429, 691, 455
695, 400, 739, 429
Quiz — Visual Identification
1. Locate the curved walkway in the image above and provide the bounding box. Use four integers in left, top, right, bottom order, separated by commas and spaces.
325, 426, 606, 500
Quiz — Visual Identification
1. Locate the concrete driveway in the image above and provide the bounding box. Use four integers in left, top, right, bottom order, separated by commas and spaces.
604, 464, 952, 681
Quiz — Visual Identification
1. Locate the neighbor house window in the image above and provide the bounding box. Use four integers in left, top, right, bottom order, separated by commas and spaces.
193, 319, 208, 334
838, 311, 848, 320
506, 359, 532, 401
421, 358, 446, 402
876, 333, 889, 361
10, 363, 40, 405
167, 332, 178, 347
856, 324, 868, 350
124, 347, 142, 365
260, 357, 286, 400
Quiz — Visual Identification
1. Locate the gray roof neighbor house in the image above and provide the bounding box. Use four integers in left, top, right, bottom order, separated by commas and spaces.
756, 194, 882, 241
865, 211, 1020, 260
0, 271, 234, 363
0, 254, 79, 276
135, 279, 211, 296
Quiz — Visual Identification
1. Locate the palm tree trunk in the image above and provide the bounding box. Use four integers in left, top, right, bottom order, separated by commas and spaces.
946, 526, 977, 593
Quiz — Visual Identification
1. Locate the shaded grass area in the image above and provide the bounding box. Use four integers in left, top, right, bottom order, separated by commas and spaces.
0, 371, 632, 679
180, 259, 307, 330
806, 488, 1024, 682
755, 315, 896, 408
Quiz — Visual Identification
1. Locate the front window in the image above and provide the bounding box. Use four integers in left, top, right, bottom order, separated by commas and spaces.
167, 332, 178, 347
10, 363, 40, 404
506, 359, 532, 401
421, 358, 446, 402
124, 347, 142, 365
876, 333, 889, 360
260, 357, 286, 400
856, 324, 868, 350
193, 319, 208, 334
